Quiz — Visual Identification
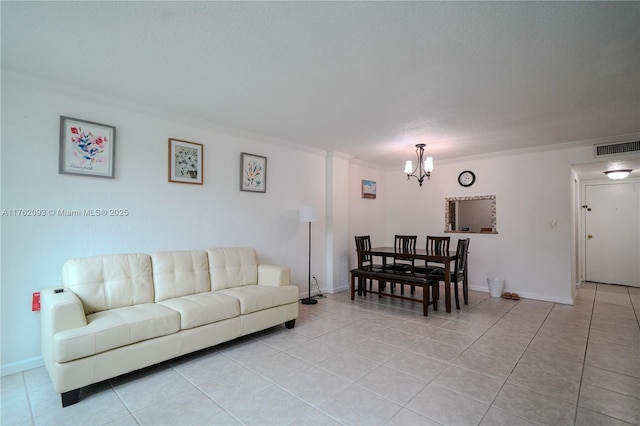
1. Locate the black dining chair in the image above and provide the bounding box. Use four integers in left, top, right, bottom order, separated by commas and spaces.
410, 236, 450, 295
427, 235, 451, 254
429, 238, 469, 310
354, 235, 383, 292
387, 235, 417, 294
416, 235, 451, 273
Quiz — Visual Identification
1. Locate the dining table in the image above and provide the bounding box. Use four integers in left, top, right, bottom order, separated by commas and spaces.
357, 246, 458, 313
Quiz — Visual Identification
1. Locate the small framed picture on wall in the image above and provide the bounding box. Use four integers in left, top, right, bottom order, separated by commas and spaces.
362, 180, 376, 199
168, 138, 203, 185
240, 152, 267, 193
59, 116, 116, 178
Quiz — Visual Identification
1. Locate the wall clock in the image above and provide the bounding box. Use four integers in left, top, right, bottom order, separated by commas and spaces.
458, 170, 476, 187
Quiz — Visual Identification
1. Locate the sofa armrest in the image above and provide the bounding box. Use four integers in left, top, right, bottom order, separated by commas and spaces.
257, 265, 290, 287
41, 288, 87, 333
41, 287, 87, 371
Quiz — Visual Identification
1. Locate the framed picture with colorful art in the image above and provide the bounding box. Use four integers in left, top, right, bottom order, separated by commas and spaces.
240, 152, 267, 193
168, 138, 203, 185
59, 116, 116, 178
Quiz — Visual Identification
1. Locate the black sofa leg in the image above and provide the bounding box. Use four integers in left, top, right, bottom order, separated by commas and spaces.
61, 388, 81, 407
285, 319, 296, 329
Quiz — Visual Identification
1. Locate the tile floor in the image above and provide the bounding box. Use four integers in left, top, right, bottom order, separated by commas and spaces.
1, 282, 639, 425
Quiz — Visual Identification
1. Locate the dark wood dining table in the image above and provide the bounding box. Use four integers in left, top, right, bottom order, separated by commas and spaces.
357, 246, 458, 313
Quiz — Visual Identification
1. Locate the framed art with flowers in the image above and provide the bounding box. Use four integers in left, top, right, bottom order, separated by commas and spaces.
240, 152, 267, 193
59, 116, 116, 178
168, 138, 203, 185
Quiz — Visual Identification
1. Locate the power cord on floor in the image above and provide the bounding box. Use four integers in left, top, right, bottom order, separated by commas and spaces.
311, 275, 325, 298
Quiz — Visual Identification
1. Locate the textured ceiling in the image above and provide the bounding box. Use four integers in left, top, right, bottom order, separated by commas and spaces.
2, 1, 639, 173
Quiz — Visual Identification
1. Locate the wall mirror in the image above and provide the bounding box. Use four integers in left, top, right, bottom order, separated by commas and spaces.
445, 195, 497, 233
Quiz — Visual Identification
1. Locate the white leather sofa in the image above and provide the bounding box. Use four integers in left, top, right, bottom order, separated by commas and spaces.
40, 247, 299, 407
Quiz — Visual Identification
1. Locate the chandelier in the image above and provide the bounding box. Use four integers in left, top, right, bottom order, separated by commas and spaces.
404, 144, 434, 186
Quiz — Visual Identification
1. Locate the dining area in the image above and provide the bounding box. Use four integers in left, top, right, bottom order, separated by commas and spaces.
350, 235, 470, 316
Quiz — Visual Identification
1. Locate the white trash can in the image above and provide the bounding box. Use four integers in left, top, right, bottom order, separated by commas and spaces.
487, 278, 505, 297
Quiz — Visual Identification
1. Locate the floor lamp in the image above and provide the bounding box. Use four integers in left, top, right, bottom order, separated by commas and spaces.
300, 206, 320, 305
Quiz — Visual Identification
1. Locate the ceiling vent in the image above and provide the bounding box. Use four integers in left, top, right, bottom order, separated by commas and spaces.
594, 140, 640, 158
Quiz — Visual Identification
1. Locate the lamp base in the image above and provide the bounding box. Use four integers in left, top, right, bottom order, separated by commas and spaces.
300, 297, 318, 305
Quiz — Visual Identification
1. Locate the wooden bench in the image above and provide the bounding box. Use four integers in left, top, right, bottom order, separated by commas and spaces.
349, 267, 437, 316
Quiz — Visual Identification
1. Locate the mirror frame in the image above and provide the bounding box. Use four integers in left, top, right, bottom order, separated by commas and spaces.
445, 195, 497, 234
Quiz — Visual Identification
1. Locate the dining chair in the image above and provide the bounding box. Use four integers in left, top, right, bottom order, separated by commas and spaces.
392, 234, 417, 266
412, 235, 450, 273
409, 236, 450, 295
425, 235, 450, 271
354, 235, 383, 292
429, 238, 469, 310
388, 234, 417, 294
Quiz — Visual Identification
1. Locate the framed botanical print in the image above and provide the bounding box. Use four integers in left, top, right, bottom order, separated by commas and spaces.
240, 152, 267, 193
168, 138, 203, 185
59, 116, 115, 178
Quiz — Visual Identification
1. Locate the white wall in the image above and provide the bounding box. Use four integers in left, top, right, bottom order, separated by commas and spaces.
380, 146, 593, 303
0, 75, 328, 374
327, 153, 351, 294
0, 72, 601, 375
348, 162, 388, 269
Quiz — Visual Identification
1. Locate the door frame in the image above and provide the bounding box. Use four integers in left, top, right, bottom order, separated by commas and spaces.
578, 177, 640, 285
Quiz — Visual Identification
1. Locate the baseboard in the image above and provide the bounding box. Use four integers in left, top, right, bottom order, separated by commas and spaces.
469, 285, 574, 305
302, 286, 332, 299
331, 284, 349, 294
1, 356, 44, 376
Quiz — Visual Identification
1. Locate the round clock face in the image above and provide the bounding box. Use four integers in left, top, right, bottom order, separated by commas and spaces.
458, 171, 476, 187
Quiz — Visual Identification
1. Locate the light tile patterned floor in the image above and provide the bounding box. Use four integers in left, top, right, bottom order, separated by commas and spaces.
1, 283, 639, 425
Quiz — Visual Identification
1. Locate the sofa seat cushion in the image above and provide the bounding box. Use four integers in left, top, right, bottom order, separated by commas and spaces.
53, 303, 180, 363
158, 292, 240, 330
218, 285, 299, 315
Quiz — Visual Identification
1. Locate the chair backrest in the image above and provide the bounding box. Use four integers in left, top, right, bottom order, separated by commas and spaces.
394, 235, 417, 253
426, 236, 450, 254
394, 235, 417, 264
454, 238, 470, 275
354, 235, 372, 266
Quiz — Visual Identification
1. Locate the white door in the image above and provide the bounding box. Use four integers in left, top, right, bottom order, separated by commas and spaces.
584, 182, 640, 287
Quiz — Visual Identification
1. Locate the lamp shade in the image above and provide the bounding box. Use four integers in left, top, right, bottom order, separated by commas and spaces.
424, 157, 434, 173
299, 206, 320, 223
404, 160, 413, 174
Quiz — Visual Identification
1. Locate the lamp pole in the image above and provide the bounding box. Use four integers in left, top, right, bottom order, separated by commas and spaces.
300, 206, 319, 305
301, 220, 316, 304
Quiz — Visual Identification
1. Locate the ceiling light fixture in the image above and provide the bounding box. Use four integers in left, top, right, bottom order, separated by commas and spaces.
404, 144, 433, 186
604, 169, 632, 180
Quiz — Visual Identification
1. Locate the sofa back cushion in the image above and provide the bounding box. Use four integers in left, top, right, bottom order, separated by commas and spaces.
62, 254, 154, 315
152, 250, 211, 302
207, 248, 258, 290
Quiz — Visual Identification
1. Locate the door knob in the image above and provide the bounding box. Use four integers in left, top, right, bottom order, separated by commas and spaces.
587, 234, 593, 239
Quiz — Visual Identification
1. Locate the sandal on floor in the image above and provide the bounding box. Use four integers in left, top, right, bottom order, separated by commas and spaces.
502, 292, 512, 299
511, 293, 521, 300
